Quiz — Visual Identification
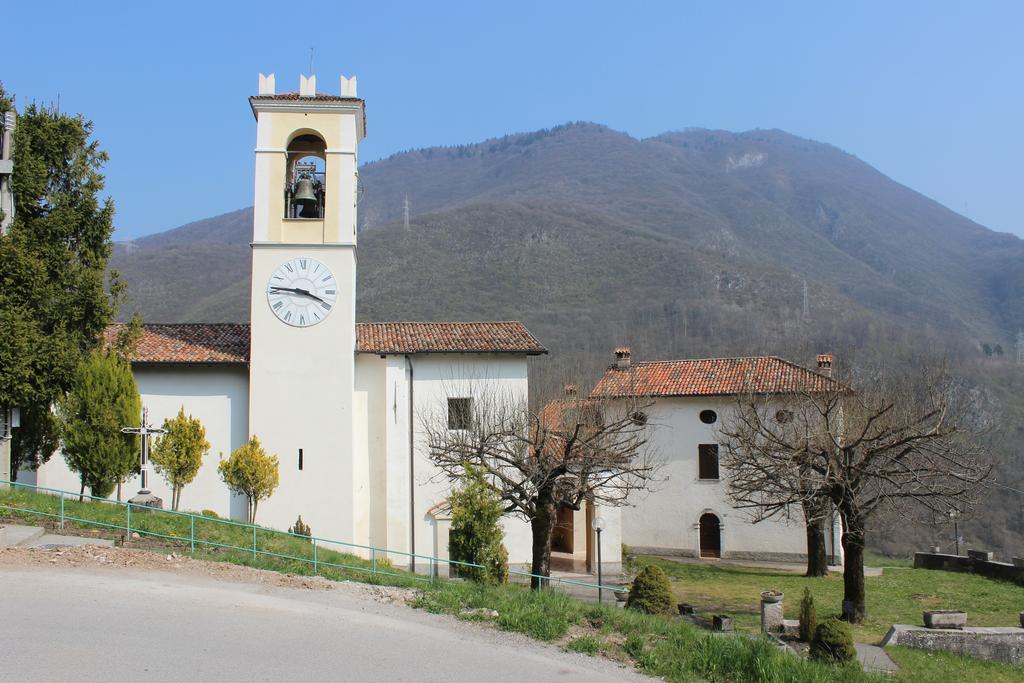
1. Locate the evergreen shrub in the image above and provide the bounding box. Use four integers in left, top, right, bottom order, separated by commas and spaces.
288, 515, 312, 540
449, 466, 508, 585
625, 565, 675, 615
809, 617, 856, 663
799, 587, 817, 642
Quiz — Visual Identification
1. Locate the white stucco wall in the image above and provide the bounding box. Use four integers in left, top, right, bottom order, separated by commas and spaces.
32, 365, 249, 519
393, 356, 622, 573
621, 396, 839, 563
248, 244, 358, 543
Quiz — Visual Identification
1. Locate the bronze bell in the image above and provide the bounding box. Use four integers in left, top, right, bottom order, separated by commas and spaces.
293, 176, 318, 214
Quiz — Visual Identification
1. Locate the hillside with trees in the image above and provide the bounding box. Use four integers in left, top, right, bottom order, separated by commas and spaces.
109, 123, 1024, 556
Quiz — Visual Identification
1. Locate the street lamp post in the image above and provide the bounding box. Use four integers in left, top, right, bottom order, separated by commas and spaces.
948, 509, 960, 556
592, 515, 605, 604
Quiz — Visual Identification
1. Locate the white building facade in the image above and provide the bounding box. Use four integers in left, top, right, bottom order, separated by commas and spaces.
590, 348, 844, 565
28, 73, 615, 574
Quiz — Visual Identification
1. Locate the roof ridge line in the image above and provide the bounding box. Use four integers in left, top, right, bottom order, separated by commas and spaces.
631, 354, 791, 364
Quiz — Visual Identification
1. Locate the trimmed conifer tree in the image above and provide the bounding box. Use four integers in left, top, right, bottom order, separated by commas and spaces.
799, 587, 818, 642
150, 406, 210, 511
625, 565, 675, 615
59, 351, 141, 499
448, 466, 508, 584
218, 436, 279, 524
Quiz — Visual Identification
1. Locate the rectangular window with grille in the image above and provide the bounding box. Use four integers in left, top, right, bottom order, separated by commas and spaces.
698, 444, 720, 480
448, 398, 473, 430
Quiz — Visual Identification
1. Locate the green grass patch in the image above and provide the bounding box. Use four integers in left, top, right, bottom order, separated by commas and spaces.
864, 551, 913, 568
412, 576, 881, 681
637, 554, 1024, 644
887, 646, 1024, 682
566, 635, 602, 654
0, 485, 413, 587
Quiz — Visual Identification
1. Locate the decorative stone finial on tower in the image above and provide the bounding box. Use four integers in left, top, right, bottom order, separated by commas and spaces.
258, 73, 276, 95
299, 74, 317, 97
340, 75, 357, 97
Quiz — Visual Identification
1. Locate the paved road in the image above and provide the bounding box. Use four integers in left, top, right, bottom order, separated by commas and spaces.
1, 566, 647, 682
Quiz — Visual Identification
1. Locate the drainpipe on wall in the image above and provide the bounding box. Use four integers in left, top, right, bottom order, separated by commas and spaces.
405, 354, 415, 572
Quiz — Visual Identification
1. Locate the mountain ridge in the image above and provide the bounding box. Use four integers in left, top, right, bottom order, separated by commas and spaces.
108, 121, 1024, 555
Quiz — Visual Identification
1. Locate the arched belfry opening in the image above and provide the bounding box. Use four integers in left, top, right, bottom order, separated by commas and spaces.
285, 133, 326, 219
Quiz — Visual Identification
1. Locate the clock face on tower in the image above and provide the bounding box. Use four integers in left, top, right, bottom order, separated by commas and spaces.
266, 257, 337, 327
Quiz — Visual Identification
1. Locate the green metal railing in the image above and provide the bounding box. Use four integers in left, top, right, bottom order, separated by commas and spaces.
0, 479, 625, 599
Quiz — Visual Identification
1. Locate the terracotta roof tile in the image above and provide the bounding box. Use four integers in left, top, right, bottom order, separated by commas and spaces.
105, 324, 250, 364
356, 321, 547, 355
590, 356, 842, 398
249, 92, 364, 103
105, 320, 545, 363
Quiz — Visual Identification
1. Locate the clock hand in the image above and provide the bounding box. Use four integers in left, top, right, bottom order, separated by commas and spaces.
270, 286, 326, 304
295, 288, 326, 303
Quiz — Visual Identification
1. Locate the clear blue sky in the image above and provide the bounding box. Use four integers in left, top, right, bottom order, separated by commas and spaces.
6, 1, 1023, 240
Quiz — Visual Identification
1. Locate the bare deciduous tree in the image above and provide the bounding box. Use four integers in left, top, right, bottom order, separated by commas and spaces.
423, 387, 661, 589
719, 367, 990, 623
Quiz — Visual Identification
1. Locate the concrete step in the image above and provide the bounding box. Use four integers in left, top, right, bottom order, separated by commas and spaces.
0, 524, 46, 547
29, 534, 114, 549
0, 524, 115, 549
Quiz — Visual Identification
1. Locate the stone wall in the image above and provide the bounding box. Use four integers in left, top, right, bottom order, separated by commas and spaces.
914, 552, 1024, 583
882, 625, 1024, 665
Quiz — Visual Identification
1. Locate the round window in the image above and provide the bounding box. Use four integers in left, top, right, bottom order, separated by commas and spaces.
699, 409, 717, 424
630, 411, 648, 426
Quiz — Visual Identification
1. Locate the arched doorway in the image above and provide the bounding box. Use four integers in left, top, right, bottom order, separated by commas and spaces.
699, 513, 721, 558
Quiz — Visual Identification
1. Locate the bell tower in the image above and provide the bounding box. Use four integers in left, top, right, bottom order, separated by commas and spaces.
247, 73, 365, 540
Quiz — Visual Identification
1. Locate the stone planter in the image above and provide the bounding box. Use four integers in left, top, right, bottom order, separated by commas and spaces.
760, 591, 784, 604
713, 615, 734, 632
967, 550, 993, 562
678, 603, 694, 615
924, 610, 967, 629
1012, 557, 1024, 568
614, 590, 628, 603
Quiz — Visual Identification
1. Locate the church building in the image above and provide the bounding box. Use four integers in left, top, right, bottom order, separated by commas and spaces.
29, 73, 622, 572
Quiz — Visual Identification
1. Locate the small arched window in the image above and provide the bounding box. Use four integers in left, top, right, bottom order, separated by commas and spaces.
630, 411, 648, 426
775, 410, 794, 424
699, 409, 718, 424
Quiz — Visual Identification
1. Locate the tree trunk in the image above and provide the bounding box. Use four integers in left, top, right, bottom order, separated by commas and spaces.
802, 500, 829, 577
250, 499, 258, 524
172, 486, 180, 511
79, 479, 85, 502
529, 488, 557, 590
840, 508, 867, 623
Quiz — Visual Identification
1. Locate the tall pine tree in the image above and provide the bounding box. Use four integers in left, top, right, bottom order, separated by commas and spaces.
0, 86, 123, 478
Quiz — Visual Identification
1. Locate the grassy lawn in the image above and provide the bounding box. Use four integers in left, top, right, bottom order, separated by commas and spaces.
636, 554, 1024, 644
864, 551, 914, 568
887, 647, 1024, 683
0, 485, 412, 586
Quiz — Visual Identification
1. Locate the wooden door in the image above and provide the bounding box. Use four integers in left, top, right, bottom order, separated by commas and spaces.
699, 513, 721, 558
551, 505, 574, 553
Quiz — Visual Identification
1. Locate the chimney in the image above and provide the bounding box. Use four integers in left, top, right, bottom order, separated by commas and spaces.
614, 346, 632, 370
563, 384, 578, 397
816, 353, 834, 378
